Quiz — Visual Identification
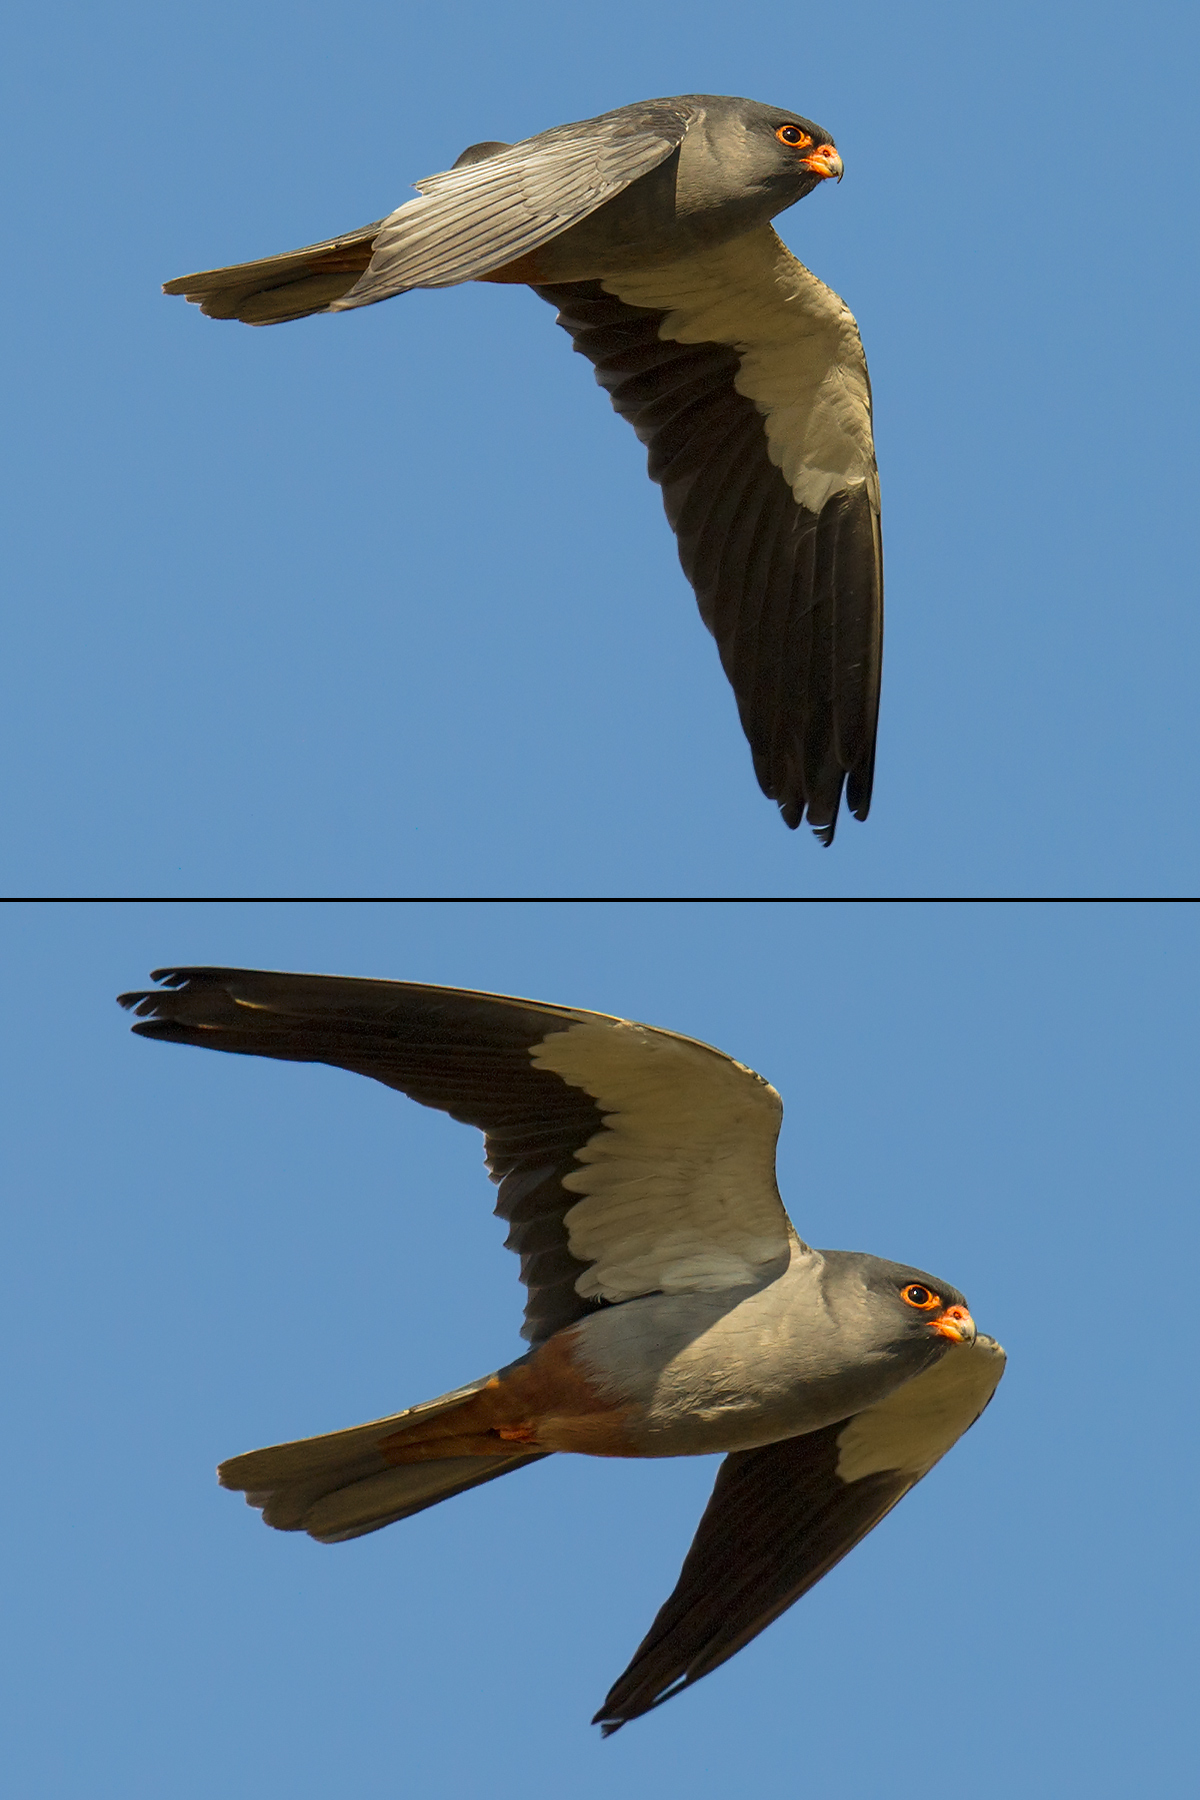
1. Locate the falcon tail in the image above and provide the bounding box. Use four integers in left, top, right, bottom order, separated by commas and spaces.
162, 221, 385, 325
218, 1371, 548, 1543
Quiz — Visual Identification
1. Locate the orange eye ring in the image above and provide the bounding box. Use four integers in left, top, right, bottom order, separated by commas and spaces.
902, 1283, 941, 1310
776, 125, 813, 149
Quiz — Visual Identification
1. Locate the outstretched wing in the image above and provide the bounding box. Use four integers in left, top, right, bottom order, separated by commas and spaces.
596, 1335, 1006, 1731
538, 225, 881, 841
118, 967, 794, 1343
162, 100, 693, 325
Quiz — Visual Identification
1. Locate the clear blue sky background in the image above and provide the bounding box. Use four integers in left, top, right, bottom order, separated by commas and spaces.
3, 900, 1197, 1796
3, 0, 1198, 895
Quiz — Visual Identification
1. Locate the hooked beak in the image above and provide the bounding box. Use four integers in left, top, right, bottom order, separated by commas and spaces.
930, 1304, 977, 1345
801, 143, 843, 182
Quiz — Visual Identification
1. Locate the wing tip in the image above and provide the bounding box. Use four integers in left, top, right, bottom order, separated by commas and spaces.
777, 795, 837, 845
117, 967, 200, 1018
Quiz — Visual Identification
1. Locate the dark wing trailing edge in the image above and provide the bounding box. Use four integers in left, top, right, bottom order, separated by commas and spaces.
595, 1335, 1005, 1729
118, 966, 606, 1343
537, 232, 882, 842
594, 1424, 910, 1732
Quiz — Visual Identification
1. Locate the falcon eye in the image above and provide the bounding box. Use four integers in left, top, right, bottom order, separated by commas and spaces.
776, 125, 813, 148
902, 1284, 939, 1310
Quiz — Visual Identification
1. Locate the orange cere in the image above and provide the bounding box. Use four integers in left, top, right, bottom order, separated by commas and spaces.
800, 144, 843, 181
931, 1305, 975, 1343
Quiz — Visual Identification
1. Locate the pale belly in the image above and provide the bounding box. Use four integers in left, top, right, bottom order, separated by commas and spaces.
557, 1260, 942, 1458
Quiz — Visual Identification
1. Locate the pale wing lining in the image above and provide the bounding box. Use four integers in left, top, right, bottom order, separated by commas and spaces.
837, 1336, 1007, 1481
530, 1020, 791, 1301
605, 226, 878, 516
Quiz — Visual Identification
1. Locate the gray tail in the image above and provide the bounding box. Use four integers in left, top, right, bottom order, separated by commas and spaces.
218, 1372, 547, 1543
162, 219, 386, 325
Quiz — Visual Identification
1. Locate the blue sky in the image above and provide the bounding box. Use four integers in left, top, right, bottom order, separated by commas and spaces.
4, 900, 1197, 1796
3, 0, 1198, 895
2, 1, 1197, 1789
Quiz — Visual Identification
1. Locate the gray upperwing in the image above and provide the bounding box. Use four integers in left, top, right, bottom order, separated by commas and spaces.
162, 99, 694, 325
334, 99, 694, 307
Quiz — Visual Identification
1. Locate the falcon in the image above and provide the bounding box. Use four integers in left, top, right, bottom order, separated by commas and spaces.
164, 95, 883, 841
120, 966, 1004, 1729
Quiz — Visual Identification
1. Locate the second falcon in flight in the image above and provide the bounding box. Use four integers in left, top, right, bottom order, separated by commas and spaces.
120, 967, 1002, 1728
166, 95, 883, 841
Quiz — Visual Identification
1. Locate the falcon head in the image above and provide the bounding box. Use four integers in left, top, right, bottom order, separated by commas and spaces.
817, 1252, 979, 1379
708, 97, 843, 202
861, 1255, 977, 1349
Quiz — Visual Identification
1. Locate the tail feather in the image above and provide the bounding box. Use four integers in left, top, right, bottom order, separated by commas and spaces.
219, 1372, 548, 1543
294, 1455, 542, 1543
162, 220, 385, 325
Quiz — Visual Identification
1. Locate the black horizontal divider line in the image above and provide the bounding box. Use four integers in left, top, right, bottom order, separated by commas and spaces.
2, 895, 1191, 905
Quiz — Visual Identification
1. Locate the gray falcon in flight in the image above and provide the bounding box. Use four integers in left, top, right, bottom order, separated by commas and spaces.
120, 967, 1004, 1729
165, 95, 883, 841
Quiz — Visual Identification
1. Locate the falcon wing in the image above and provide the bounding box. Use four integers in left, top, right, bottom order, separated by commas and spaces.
537, 225, 882, 840
596, 1335, 1006, 1731
118, 967, 793, 1344
162, 100, 693, 325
